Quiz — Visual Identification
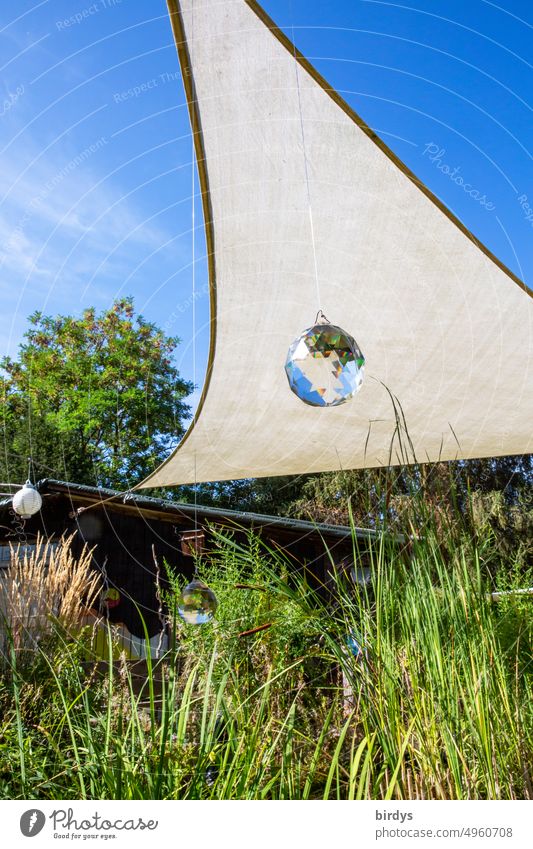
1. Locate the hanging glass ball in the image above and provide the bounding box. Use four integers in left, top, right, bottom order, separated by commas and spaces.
285, 317, 365, 407
12, 480, 42, 519
178, 579, 218, 625
346, 631, 363, 658
346, 629, 367, 663
205, 764, 219, 787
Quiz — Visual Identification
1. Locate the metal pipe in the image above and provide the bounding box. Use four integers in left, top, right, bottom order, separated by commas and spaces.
488, 588, 533, 601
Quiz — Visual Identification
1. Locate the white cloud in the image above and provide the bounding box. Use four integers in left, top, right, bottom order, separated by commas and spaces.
0, 132, 179, 357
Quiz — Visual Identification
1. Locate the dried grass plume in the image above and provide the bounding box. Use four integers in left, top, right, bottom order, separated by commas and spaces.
0, 534, 101, 652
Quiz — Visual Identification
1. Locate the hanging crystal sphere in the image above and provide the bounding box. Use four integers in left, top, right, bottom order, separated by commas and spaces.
178, 579, 218, 625
12, 480, 42, 519
205, 764, 219, 787
285, 314, 365, 407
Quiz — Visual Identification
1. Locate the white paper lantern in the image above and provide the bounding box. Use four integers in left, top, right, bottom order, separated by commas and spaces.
12, 481, 42, 519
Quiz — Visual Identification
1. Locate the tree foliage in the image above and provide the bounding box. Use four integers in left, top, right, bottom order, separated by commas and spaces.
1, 298, 192, 488
285, 456, 532, 526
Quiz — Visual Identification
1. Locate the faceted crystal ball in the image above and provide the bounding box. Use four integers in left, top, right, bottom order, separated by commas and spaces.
178, 579, 218, 625
285, 322, 365, 407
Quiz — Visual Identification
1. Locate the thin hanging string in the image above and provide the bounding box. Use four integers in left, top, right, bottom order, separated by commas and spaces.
190, 1, 199, 563
27, 359, 34, 484
290, 13, 321, 313
191, 6, 196, 403
193, 455, 199, 576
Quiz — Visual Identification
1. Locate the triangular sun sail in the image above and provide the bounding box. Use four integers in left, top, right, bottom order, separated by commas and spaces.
138, 0, 532, 488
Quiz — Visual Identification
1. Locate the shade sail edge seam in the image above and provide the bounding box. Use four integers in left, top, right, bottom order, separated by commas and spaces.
134, 0, 219, 491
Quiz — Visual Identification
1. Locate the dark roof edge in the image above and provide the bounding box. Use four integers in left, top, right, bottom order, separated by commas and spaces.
33, 479, 402, 542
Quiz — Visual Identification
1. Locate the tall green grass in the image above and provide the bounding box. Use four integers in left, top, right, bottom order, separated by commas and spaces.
0, 480, 531, 800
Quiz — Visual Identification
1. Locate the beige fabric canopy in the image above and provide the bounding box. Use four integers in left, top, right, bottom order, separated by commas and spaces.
138, 0, 532, 488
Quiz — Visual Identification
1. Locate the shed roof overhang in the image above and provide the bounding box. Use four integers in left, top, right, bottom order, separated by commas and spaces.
4, 479, 385, 544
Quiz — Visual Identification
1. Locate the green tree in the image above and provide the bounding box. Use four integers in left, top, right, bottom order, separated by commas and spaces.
198, 455, 531, 536
185, 475, 310, 515
1, 298, 192, 489
284, 457, 532, 526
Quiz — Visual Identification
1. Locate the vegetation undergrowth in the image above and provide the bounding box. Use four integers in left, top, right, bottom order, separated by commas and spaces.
0, 468, 531, 800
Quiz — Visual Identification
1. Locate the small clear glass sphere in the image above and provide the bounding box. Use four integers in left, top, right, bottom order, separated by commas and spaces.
12, 481, 43, 519
178, 579, 218, 625
285, 322, 365, 407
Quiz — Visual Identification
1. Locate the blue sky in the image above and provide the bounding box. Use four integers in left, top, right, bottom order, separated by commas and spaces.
1, 0, 531, 413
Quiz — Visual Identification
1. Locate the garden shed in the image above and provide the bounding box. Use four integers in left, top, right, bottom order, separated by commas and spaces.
0, 479, 383, 658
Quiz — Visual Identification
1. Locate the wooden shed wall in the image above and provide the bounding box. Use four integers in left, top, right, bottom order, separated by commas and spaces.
0, 493, 359, 639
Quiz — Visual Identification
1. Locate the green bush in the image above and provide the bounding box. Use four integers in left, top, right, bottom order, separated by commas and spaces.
0, 483, 531, 799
